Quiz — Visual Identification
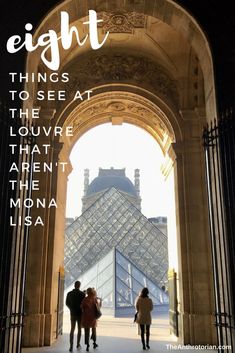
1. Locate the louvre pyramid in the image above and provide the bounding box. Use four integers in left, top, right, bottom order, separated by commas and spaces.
66, 248, 168, 315
65, 187, 168, 290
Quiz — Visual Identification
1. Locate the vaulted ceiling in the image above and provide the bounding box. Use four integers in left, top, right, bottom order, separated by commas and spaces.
0, 1, 234, 110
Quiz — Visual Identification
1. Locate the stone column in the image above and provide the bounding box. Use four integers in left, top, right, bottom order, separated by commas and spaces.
172, 109, 216, 344
43, 140, 69, 346
83, 169, 89, 196
22, 109, 72, 347
134, 169, 140, 196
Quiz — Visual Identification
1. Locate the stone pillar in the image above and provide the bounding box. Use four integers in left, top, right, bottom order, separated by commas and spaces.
83, 169, 89, 196
43, 140, 69, 346
22, 109, 72, 347
172, 109, 216, 344
134, 169, 140, 196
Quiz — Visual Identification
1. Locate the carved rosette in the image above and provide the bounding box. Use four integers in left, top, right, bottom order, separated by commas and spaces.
98, 11, 146, 33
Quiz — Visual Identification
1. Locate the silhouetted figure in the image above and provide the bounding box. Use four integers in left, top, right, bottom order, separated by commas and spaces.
81, 288, 100, 351
135, 287, 153, 350
66, 281, 85, 352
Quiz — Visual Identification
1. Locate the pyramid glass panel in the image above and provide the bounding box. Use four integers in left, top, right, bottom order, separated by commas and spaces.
65, 187, 168, 293
66, 248, 168, 316
115, 250, 168, 307
76, 250, 114, 308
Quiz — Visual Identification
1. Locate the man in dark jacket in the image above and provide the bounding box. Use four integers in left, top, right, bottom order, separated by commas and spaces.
66, 281, 85, 351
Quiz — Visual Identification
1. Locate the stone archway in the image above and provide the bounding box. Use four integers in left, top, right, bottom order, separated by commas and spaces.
23, 0, 217, 347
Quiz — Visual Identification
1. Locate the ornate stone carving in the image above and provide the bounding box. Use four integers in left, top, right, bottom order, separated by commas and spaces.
66, 90, 175, 154
64, 54, 179, 106
107, 101, 126, 111
126, 103, 166, 133
74, 99, 167, 138
98, 11, 146, 33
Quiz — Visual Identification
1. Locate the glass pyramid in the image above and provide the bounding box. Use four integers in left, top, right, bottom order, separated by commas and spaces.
65, 187, 168, 292
66, 248, 168, 316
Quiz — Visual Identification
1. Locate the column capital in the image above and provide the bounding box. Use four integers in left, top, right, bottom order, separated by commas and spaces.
180, 107, 206, 121
38, 108, 56, 122
170, 142, 184, 155
52, 141, 64, 153
52, 141, 73, 176
180, 109, 198, 121
161, 143, 181, 178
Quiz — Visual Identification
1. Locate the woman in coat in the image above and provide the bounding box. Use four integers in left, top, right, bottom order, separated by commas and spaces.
81, 288, 100, 351
135, 287, 153, 350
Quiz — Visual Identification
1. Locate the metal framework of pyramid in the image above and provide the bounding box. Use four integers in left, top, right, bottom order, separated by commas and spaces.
67, 247, 169, 315
65, 187, 168, 298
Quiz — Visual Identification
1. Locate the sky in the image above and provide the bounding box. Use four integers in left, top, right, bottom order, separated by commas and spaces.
66, 123, 172, 219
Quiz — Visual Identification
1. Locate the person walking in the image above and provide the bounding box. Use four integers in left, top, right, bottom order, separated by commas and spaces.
135, 287, 153, 350
66, 281, 85, 352
81, 288, 100, 352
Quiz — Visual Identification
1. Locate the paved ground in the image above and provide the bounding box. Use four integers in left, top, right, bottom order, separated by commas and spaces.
22, 313, 217, 353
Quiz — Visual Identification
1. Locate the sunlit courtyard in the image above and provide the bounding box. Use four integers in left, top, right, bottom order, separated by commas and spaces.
23, 312, 216, 353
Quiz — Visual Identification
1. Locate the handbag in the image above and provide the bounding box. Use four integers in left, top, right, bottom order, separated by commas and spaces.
95, 302, 102, 319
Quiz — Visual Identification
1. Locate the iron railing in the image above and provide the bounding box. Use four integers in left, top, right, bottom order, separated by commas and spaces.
203, 111, 235, 352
